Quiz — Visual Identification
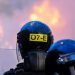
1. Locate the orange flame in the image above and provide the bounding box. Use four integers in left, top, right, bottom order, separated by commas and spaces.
30, 0, 61, 27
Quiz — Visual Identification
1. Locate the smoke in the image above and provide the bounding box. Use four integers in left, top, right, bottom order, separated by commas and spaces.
50, 0, 75, 41
0, 0, 74, 48
0, 0, 41, 49
0, 0, 74, 46
0, 21, 4, 39
0, 0, 40, 16
0, 0, 22, 15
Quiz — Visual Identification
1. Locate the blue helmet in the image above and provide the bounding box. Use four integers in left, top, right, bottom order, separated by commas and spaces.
48, 39, 75, 54
45, 39, 75, 74
17, 21, 54, 58
21, 21, 51, 34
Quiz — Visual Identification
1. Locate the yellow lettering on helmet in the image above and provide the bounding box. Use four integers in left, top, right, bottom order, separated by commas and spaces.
29, 34, 47, 42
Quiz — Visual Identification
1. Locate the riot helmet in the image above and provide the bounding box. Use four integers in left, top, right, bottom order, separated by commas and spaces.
48, 39, 75, 53
16, 21, 54, 71
45, 39, 75, 75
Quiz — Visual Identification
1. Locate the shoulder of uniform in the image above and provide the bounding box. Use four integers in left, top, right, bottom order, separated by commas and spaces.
3, 63, 24, 75
3, 68, 15, 75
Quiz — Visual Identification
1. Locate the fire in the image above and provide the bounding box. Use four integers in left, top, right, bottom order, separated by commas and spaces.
30, 0, 61, 26
30, 14, 38, 21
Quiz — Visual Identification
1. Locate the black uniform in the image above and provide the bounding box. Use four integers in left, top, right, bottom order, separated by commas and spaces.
4, 63, 45, 75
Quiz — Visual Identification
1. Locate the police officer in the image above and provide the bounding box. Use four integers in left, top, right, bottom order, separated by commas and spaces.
45, 39, 75, 75
4, 21, 54, 75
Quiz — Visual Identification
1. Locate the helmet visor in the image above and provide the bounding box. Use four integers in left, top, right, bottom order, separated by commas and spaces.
16, 43, 24, 63
16, 43, 47, 71
27, 51, 46, 71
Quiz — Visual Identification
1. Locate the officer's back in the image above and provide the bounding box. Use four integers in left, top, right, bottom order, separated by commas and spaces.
3, 21, 54, 75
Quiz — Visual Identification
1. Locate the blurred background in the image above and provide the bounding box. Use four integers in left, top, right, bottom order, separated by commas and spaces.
0, 0, 75, 74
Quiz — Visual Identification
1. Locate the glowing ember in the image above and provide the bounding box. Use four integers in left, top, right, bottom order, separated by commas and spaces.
30, 14, 38, 21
